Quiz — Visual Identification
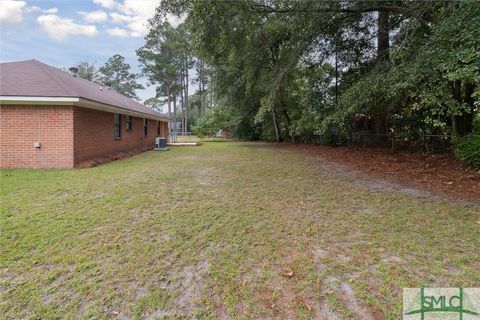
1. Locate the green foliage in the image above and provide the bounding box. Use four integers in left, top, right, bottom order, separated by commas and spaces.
76, 61, 99, 81
137, 21, 185, 97
403, 1, 480, 137
192, 105, 240, 137
152, 0, 479, 162
98, 54, 144, 99
454, 136, 480, 167
144, 97, 164, 112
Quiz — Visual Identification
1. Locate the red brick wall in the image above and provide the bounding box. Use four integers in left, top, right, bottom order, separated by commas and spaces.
73, 107, 166, 165
0, 105, 167, 168
0, 105, 74, 168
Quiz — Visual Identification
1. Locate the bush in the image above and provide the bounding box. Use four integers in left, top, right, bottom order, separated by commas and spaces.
454, 136, 480, 167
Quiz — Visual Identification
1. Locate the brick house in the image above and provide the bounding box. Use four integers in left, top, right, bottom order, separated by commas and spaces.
0, 60, 169, 168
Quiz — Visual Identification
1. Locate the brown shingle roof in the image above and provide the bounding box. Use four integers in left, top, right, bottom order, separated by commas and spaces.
0, 59, 166, 119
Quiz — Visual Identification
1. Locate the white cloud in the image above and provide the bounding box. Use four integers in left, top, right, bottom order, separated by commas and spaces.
93, 0, 117, 9
120, 0, 162, 37
78, 10, 108, 23
44, 7, 59, 14
109, 12, 132, 24
37, 15, 98, 41
0, 0, 26, 24
26, 6, 58, 14
94, 0, 162, 37
106, 27, 129, 37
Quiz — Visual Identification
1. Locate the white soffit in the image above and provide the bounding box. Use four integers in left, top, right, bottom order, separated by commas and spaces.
0, 96, 169, 121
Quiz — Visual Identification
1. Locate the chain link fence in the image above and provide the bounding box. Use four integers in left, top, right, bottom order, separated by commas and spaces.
308, 132, 479, 154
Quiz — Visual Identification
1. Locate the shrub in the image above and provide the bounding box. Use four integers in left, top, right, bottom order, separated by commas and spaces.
454, 135, 480, 167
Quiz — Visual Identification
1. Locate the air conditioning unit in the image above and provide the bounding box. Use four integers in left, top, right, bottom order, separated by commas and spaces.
154, 137, 168, 151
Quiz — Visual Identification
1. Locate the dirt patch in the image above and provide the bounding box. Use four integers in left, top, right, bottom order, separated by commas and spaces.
214, 304, 231, 320
278, 144, 480, 202
314, 248, 328, 273
316, 300, 342, 320
380, 254, 403, 264
145, 309, 171, 320
192, 167, 216, 186
176, 259, 210, 317
340, 282, 375, 320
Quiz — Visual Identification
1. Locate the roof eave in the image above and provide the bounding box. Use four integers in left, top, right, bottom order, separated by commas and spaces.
0, 96, 170, 122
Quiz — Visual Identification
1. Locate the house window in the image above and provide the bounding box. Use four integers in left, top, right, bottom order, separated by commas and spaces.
114, 114, 121, 138
143, 118, 148, 136
126, 116, 132, 132
157, 121, 161, 135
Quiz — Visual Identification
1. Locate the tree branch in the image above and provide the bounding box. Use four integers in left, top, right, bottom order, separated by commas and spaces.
250, 3, 413, 14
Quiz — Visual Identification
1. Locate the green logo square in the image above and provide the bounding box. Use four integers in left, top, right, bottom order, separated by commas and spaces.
403, 288, 480, 319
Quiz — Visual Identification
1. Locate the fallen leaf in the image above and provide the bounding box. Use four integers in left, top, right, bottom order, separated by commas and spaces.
305, 304, 312, 311
282, 268, 294, 277
476, 221, 480, 225
271, 304, 276, 309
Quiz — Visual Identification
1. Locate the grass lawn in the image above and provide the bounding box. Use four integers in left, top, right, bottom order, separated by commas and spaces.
1, 142, 479, 319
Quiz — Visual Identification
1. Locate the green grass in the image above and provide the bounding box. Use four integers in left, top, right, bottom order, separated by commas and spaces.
1, 142, 479, 319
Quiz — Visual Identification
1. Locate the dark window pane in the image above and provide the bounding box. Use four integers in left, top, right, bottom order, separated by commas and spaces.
126, 116, 132, 131
114, 114, 121, 138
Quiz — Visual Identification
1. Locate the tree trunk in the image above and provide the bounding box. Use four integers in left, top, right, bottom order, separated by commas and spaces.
451, 80, 475, 136
279, 84, 295, 143
185, 57, 189, 133
173, 94, 177, 141
335, 42, 338, 106
374, 8, 390, 134
282, 109, 295, 143
180, 67, 186, 134
377, 9, 390, 61
167, 86, 171, 132
271, 107, 280, 142
180, 91, 185, 134
199, 69, 203, 116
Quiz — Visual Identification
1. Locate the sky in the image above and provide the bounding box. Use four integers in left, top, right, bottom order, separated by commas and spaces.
0, 0, 180, 108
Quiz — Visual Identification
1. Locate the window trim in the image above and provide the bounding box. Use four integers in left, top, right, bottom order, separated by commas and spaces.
126, 115, 132, 132
114, 113, 122, 139
143, 118, 148, 136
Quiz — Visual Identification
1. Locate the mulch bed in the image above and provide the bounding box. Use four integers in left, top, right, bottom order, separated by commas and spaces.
279, 144, 480, 202
76, 147, 153, 168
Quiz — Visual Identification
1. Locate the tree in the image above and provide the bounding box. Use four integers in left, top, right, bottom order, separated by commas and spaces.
144, 97, 164, 112
137, 22, 194, 133
152, 0, 479, 145
76, 61, 99, 81
98, 54, 144, 99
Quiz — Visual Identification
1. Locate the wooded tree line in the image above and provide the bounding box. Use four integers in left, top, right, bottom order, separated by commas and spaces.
146, 0, 478, 144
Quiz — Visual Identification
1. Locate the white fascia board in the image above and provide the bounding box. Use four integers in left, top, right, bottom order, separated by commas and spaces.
0, 96, 78, 104
77, 98, 169, 121
0, 96, 169, 122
